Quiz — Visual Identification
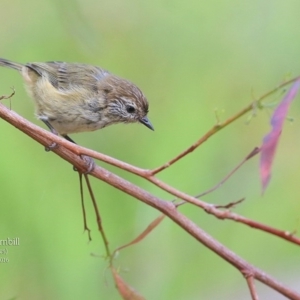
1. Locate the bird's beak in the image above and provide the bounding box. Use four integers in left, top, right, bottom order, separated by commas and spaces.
139, 116, 154, 131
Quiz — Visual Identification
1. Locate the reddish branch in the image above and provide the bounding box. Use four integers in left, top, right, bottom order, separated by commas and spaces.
1, 77, 300, 300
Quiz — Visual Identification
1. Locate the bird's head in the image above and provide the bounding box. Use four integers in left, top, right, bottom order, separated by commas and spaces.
100, 75, 154, 130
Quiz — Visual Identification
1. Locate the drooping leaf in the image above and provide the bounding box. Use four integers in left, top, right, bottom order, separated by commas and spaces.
260, 79, 300, 193
112, 268, 145, 300
114, 214, 165, 254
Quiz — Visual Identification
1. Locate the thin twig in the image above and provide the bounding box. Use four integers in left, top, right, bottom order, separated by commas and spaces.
206, 209, 300, 246
78, 172, 92, 241
195, 147, 260, 198
84, 174, 111, 258
214, 198, 245, 209
150, 76, 300, 175
0, 88, 15, 101
245, 273, 259, 300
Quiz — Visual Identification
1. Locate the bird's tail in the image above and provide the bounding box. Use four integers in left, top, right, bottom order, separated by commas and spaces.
0, 58, 24, 71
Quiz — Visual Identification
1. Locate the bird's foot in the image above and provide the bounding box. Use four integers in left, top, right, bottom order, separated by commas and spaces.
73, 155, 95, 174
45, 142, 58, 152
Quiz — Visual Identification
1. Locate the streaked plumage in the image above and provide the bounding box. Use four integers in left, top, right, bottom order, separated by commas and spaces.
0, 58, 153, 139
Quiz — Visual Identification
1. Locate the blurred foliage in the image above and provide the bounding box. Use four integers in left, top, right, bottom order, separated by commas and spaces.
1, 1, 300, 299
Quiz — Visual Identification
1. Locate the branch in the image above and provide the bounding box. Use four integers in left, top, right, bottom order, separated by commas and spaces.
1, 100, 299, 245
1, 102, 300, 299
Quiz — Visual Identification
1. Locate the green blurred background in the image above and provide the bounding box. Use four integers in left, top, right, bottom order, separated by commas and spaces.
1, 1, 300, 299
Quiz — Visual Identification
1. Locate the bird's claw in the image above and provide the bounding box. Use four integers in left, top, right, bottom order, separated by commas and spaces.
73, 155, 95, 174
45, 142, 58, 152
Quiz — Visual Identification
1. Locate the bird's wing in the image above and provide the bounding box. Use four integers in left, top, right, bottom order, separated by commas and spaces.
26, 62, 109, 91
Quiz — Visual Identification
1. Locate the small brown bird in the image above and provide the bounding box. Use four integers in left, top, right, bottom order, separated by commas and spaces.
0, 58, 154, 145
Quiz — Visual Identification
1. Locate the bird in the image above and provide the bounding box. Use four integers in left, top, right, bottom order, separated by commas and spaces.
0, 58, 153, 170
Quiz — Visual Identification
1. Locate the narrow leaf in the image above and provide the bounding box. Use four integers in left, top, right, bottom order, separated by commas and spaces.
114, 214, 165, 254
260, 79, 300, 193
112, 268, 145, 300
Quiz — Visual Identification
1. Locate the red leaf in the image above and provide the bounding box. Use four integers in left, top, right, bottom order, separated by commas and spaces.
112, 268, 145, 300
260, 79, 300, 193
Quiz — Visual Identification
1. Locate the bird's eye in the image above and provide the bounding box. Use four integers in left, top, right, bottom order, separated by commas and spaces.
126, 106, 135, 113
